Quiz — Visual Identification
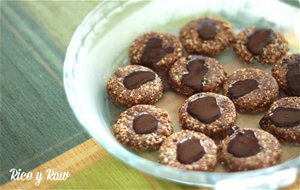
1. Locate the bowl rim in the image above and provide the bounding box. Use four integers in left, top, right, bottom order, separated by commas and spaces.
63, 0, 300, 187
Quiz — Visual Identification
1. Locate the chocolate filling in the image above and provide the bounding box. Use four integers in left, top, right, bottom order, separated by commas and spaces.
228, 79, 259, 99
187, 96, 221, 123
260, 107, 300, 128
177, 137, 206, 164
284, 55, 300, 96
227, 130, 262, 158
197, 19, 217, 40
140, 38, 174, 69
269, 107, 300, 127
246, 29, 275, 55
181, 57, 208, 92
133, 113, 158, 134
123, 71, 156, 90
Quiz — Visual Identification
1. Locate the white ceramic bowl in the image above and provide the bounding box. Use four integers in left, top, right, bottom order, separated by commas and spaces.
64, 1, 300, 189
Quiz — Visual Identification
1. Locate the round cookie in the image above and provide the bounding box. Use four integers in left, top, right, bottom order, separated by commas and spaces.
113, 105, 173, 151
179, 92, 236, 138
129, 32, 183, 70
233, 27, 288, 64
223, 68, 279, 112
179, 17, 234, 56
107, 65, 163, 107
219, 128, 281, 171
260, 97, 300, 144
158, 130, 217, 171
272, 54, 300, 96
169, 55, 227, 96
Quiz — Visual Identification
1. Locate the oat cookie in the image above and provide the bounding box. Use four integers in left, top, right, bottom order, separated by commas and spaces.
179, 17, 234, 56
179, 92, 236, 138
113, 105, 173, 151
129, 32, 183, 90
272, 54, 300, 96
219, 128, 281, 171
158, 130, 217, 171
169, 55, 227, 95
260, 97, 300, 144
223, 68, 279, 112
129, 32, 183, 70
107, 65, 163, 107
233, 27, 288, 64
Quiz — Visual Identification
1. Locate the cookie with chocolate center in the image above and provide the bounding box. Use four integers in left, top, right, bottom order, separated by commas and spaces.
260, 97, 300, 144
158, 130, 217, 171
219, 128, 281, 171
179, 92, 236, 138
223, 68, 279, 112
113, 105, 173, 151
272, 54, 300, 96
129, 32, 183, 90
233, 27, 288, 64
169, 55, 227, 95
179, 17, 234, 56
107, 65, 163, 107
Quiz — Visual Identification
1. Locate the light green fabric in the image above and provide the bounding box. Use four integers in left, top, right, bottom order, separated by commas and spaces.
0, 1, 96, 184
